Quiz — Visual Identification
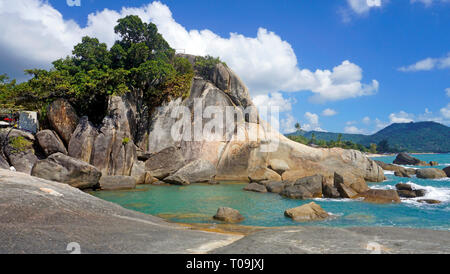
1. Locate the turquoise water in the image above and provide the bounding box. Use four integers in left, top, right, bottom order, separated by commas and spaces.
91, 153, 450, 230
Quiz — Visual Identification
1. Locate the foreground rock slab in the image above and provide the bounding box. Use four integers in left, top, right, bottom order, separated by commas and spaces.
0, 170, 241, 254
210, 226, 450, 254
284, 202, 329, 222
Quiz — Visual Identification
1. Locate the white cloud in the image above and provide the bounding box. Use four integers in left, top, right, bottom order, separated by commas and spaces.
389, 111, 415, 123
0, 0, 378, 103
322, 108, 338, 116
253, 92, 293, 113
446, 88, 450, 97
347, 0, 383, 14
411, 0, 450, 6
280, 113, 297, 134
441, 103, 450, 119
302, 112, 326, 132
362, 116, 371, 124
399, 53, 450, 72
344, 126, 366, 134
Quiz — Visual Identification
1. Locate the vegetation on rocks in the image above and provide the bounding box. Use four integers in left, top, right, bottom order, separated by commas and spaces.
0, 15, 202, 123
8, 136, 33, 153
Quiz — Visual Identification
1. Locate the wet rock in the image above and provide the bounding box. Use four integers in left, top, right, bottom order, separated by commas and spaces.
394, 169, 410, 178
99, 176, 136, 191
418, 199, 441, 205
163, 174, 190, 185
333, 172, 364, 198
416, 168, 447, 179
443, 166, 450, 177
47, 99, 79, 145
36, 130, 67, 156
429, 161, 439, 166
397, 190, 417, 198
213, 207, 245, 223
396, 183, 413, 191
356, 189, 401, 204
323, 184, 341, 198
31, 153, 101, 189
414, 189, 427, 197
284, 202, 329, 222
266, 181, 285, 193
145, 146, 185, 179
244, 183, 267, 193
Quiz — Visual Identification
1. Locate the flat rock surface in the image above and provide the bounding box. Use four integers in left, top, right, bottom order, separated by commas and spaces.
210, 226, 450, 254
0, 170, 240, 254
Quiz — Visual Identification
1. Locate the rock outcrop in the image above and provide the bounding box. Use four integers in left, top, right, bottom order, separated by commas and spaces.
213, 207, 245, 223
280, 175, 323, 199
444, 166, 450, 177
145, 146, 186, 179
393, 153, 428, 166
244, 183, 268, 193
284, 202, 329, 222
36, 130, 67, 156
31, 153, 101, 189
163, 159, 216, 184
99, 176, 136, 190
47, 99, 79, 145
356, 189, 401, 204
1, 129, 38, 174
416, 168, 447, 179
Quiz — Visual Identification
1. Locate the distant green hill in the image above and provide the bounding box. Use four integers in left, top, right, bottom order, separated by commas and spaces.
287, 121, 450, 153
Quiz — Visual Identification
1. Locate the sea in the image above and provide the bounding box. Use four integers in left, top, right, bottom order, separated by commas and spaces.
91, 153, 450, 230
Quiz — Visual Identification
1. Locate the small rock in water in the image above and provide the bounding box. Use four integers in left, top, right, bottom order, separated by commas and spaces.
284, 202, 330, 222
244, 183, 267, 193
418, 199, 441, 205
414, 189, 427, 197
397, 190, 416, 198
396, 183, 413, 191
213, 207, 244, 223
429, 161, 439, 166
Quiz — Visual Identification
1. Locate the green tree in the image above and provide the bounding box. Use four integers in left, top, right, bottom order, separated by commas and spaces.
378, 139, 390, 153
369, 143, 377, 154
295, 122, 301, 132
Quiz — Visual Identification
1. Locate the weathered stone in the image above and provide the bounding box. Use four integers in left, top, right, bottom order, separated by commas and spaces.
0, 153, 9, 170
375, 160, 407, 173
47, 99, 79, 145
418, 199, 441, 204
248, 167, 282, 183
268, 159, 290, 175
280, 184, 313, 199
213, 207, 245, 223
396, 183, 413, 191
394, 169, 410, 178
145, 146, 186, 179
36, 130, 67, 156
397, 190, 417, 198
416, 168, 447, 179
429, 161, 439, 166
443, 166, 450, 177
18, 111, 39, 134
68, 117, 97, 163
266, 181, 285, 193
406, 168, 417, 176
294, 175, 323, 197
31, 153, 101, 189
130, 161, 149, 185
168, 159, 216, 184
415, 189, 427, 197
163, 174, 190, 185
356, 189, 401, 204
99, 176, 136, 190
323, 184, 341, 198
3, 129, 37, 174
393, 153, 421, 165
284, 202, 329, 222
244, 183, 267, 193
334, 172, 366, 198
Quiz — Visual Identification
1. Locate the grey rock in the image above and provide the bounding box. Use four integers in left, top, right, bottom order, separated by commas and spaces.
266, 181, 285, 193
68, 116, 97, 163
36, 130, 67, 156
244, 183, 267, 193
397, 190, 417, 198
416, 168, 447, 179
393, 153, 422, 165
145, 146, 186, 179
163, 174, 190, 185
213, 207, 245, 223
31, 153, 101, 190
415, 189, 427, 197
396, 183, 413, 191
99, 176, 137, 191
443, 166, 450, 177
130, 160, 147, 185
334, 172, 359, 198
47, 99, 79, 145
323, 184, 341, 198
394, 169, 410, 178
168, 159, 216, 184
0, 153, 9, 169
3, 129, 37, 174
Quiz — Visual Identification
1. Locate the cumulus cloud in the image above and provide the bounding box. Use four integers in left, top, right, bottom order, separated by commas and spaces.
399, 53, 450, 72
362, 116, 371, 124
302, 112, 326, 132
0, 0, 378, 103
280, 113, 297, 134
344, 126, 366, 134
389, 111, 415, 123
347, 0, 383, 14
322, 108, 338, 116
253, 92, 293, 113
441, 103, 450, 119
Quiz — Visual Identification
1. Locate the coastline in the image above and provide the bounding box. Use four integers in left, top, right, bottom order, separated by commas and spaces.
367, 152, 442, 158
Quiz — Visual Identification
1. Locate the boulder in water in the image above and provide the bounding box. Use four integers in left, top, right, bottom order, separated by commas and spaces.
99, 176, 136, 190
356, 189, 401, 204
443, 166, 450, 177
244, 183, 267, 193
284, 202, 329, 222
393, 153, 423, 166
416, 168, 447, 179
213, 207, 244, 223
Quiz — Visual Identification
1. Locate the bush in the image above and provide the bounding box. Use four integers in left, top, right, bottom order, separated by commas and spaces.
122, 137, 130, 145
9, 136, 33, 153
194, 55, 225, 79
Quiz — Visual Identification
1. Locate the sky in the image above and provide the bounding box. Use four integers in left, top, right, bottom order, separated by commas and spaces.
0, 0, 449, 134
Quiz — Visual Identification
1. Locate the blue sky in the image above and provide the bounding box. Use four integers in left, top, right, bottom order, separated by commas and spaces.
1, 0, 449, 134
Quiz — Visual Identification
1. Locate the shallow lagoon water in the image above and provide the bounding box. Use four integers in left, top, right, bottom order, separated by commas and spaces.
91, 153, 450, 230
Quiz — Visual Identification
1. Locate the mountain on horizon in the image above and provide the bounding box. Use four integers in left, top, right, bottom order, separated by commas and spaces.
287, 121, 450, 153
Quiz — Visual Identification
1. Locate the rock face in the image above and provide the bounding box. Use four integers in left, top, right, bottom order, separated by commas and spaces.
280, 175, 323, 199
0, 153, 9, 169
334, 172, 366, 198
47, 99, 79, 145
141, 55, 385, 186
130, 161, 147, 185
99, 176, 136, 190
31, 153, 101, 189
284, 202, 329, 222
66, 97, 137, 177
1, 129, 38, 174
393, 153, 428, 166
164, 159, 216, 184
394, 169, 410, 178
444, 166, 450, 177
416, 168, 447, 179
213, 207, 245, 223
356, 189, 401, 204
36, 130, 67, 156
266, 181, 285, 193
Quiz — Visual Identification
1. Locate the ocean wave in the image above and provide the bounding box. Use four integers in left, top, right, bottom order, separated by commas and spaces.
384, 171, 394, 175
401, 182, 450, 205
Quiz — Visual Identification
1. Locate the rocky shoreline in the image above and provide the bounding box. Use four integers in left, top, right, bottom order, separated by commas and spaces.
1, 169, 449, 254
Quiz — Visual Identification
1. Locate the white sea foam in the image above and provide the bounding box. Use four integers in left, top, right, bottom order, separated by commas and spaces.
384, 171, 394, 175
400, 182, 450, 205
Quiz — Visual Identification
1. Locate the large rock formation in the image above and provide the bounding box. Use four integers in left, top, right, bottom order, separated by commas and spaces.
140, 55, 384, 188
416, 168, 447, 179
393, 153, 428, 166
1, 129, 38, 174
31, 153, 101, 189
36, 130, 67, 156
47, 99, 79, 145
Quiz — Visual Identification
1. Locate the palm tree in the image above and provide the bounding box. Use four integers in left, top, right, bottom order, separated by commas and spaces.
295, 122, 301, 132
